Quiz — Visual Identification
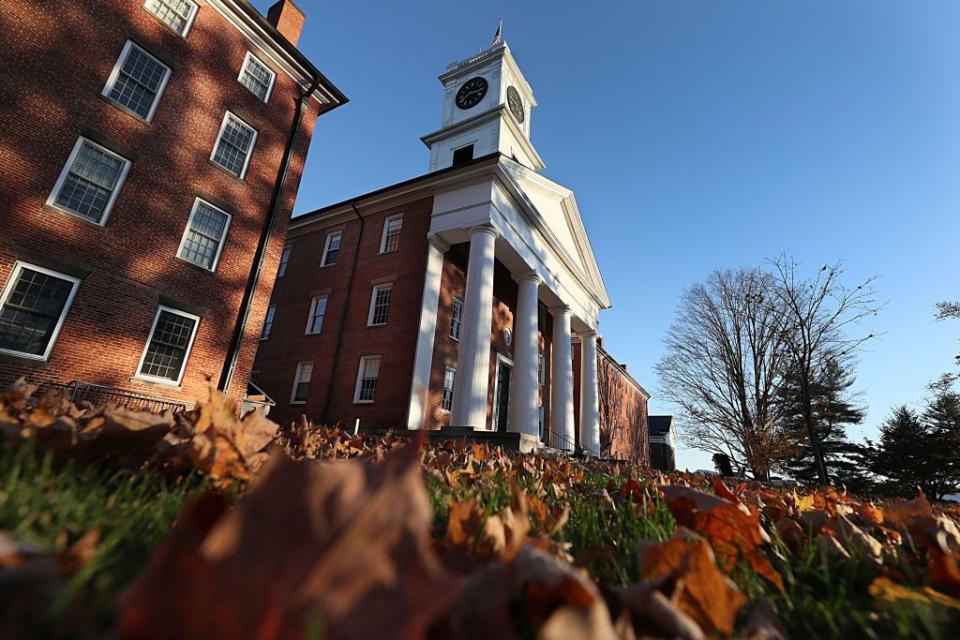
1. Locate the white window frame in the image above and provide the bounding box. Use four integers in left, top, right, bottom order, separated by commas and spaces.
320, 230, 342, 267
290, 360, 313, 405
260, 304, 276, 340
134, 305, 200, 386
175, 198, 231, 272
353, 355, 382, 404
367, 283, 392, 327
101, 40, 172, 123
441, 366, 456, 413
237, 51, 277, 103
142, 0, 199, 38
46, 137, 131, 226
305, 295, 327, 335
0, 262, 81, 361
450, 296, 464, 341
278, 244, 292, 277
210, 111, 258, 179
379, 214, 403, 254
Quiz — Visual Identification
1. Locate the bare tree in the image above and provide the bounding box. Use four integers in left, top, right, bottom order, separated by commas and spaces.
656, 268, 791, 480
936, 301, 960, 367
769, 257, 881, 485
597, 354, 625, 458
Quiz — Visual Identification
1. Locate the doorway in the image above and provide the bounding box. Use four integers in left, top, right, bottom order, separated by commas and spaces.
492, 354, 513, 432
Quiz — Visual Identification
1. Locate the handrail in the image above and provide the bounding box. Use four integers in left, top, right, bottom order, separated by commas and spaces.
50, 380, 189, 414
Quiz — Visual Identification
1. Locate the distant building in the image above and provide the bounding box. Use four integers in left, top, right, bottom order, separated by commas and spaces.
648, 415, 677, 471
0, 0, 345, 408
252, 41, 650, 459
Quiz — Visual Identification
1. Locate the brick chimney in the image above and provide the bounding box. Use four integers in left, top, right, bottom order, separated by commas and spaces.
266, 0, 306, 46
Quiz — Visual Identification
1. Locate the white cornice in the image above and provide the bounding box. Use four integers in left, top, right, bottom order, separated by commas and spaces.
205, 0, 341, 106
421, 107, 545, 171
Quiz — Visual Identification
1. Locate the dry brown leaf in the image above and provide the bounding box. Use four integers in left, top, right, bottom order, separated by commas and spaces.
614, 584, 706, 640
118, 442, 455, 640
869, 575, 960, 611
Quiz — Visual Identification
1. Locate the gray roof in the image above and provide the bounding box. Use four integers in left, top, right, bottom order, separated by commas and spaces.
648, 415, 673, 435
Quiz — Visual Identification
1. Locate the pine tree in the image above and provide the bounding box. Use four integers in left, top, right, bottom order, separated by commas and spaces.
869, 406, 939, 497
920, 378, 960, 499
778, 358, 868, 487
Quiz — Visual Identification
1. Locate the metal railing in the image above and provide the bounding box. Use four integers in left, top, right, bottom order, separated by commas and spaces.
543, 427, 601, 458
51, 380, 189, 414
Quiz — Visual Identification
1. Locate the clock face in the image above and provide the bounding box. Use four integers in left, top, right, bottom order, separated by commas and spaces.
507, 86, 524, 123
455, 77, 488, 109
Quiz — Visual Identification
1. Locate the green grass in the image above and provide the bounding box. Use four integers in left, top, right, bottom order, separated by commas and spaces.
0, 444, 207, 634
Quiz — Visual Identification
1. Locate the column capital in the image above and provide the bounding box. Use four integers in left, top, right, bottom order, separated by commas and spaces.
577, 329, 598, 339
427, 233, 450, 252
468, 225, 499, 239
513, 270, 541, 285
549, 304, 571, 316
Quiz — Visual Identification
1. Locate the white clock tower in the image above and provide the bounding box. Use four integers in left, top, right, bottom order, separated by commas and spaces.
421, 42, 545, 172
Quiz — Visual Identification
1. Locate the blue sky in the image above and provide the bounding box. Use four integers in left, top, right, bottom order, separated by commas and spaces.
254, 1, 960, 471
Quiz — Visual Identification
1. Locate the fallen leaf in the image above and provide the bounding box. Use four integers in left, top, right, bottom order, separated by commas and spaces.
869, 576, 960, 611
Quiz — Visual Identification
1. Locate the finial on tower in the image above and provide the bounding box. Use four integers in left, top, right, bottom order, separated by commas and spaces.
492, 17, 503, 46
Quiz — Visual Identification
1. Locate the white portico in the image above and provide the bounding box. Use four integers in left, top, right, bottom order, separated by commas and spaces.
406, 43, 611, 454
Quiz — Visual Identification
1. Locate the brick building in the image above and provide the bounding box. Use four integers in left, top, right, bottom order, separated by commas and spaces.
0, 0, 345, 407
253, 42, 650, 460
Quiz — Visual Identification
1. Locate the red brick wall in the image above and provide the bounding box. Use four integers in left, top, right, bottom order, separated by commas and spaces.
0, 0, 321, 404
254, 197, 434, 428
573, 343, 650, 463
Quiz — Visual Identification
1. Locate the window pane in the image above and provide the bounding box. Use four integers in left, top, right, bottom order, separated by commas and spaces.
108, 45, 167, 119
139, 310, 197, 381
239, 55, 274, 101
450, 298, 463, 340
179, 202, 228, 269
144, 0, 197, 35
293, 361, 312, 402
322, 232, 342, 266
278, 245, 291, 277
382, 217, 402, 253
0, 268, 75, 356
308, 296, 326, 334
442, 368, 455, 411
55, 141, 125, 223
358, 357, 380, 402
370, 286, 391, 325
212, 114, 255, 177
261, 305, 275, 339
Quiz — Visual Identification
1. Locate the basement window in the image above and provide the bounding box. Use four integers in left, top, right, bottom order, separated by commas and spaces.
452, 145, 474, 166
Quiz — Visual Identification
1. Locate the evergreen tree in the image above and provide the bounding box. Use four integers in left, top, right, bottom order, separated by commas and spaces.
778, 358, 868, 487
921, 378, 960, 499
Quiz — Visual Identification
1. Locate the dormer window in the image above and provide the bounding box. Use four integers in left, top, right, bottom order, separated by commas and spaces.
452, 145, 474, 166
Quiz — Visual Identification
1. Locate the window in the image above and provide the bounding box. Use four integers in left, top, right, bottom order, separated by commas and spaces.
379, 214, 403, 254
321, 231, 342, 266
48, 138, 131, 225
260, 304, 276, 340
0, 263, 80, 361
452, 144, 474, 166
441, 366, 456, 412
278, 244, 292, 278
103, 41, 171, 121
305, 295, 327, 334
177, 199, 231, 271
238, 52, 276, 102
354, 355, 381, 403
250, 368, 261, 385
136, 306, 199, 384
450, 297, 464, 340
211, 112, 257, 178
538, 404, 546, 440
143, 0, 198, 37
367, 284, 392, 326
290, 361, 312, 404
538, 352, 545, 385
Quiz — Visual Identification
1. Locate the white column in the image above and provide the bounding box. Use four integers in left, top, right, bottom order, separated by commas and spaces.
450, 226, 498, 429
578, 330, 601, 456
406, 234, 449, 429
509, 272, 541, 435
550, 305, 575, 451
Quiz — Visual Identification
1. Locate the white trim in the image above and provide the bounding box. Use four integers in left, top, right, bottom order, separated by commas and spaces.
134, 305, 201, 386
102, 40, 172, 123
441, 365, 456, 413
142, 0, 199, 38
0, 262, 81, 362
305, 295, 327, 335
450, 296, 464, 341
46, 137, 131, 227
260, 303, 276, 340
378, 213, 404, 254
490, 353, 514, 433
367, 283, 392, 327
238, 51, 277, 103
277, 244, 292, 277
289, 360, 313, 405
175, 197, 232, 272
320, 230, 342, 266
353, 355, 382, 404
209, 111, 258, 179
